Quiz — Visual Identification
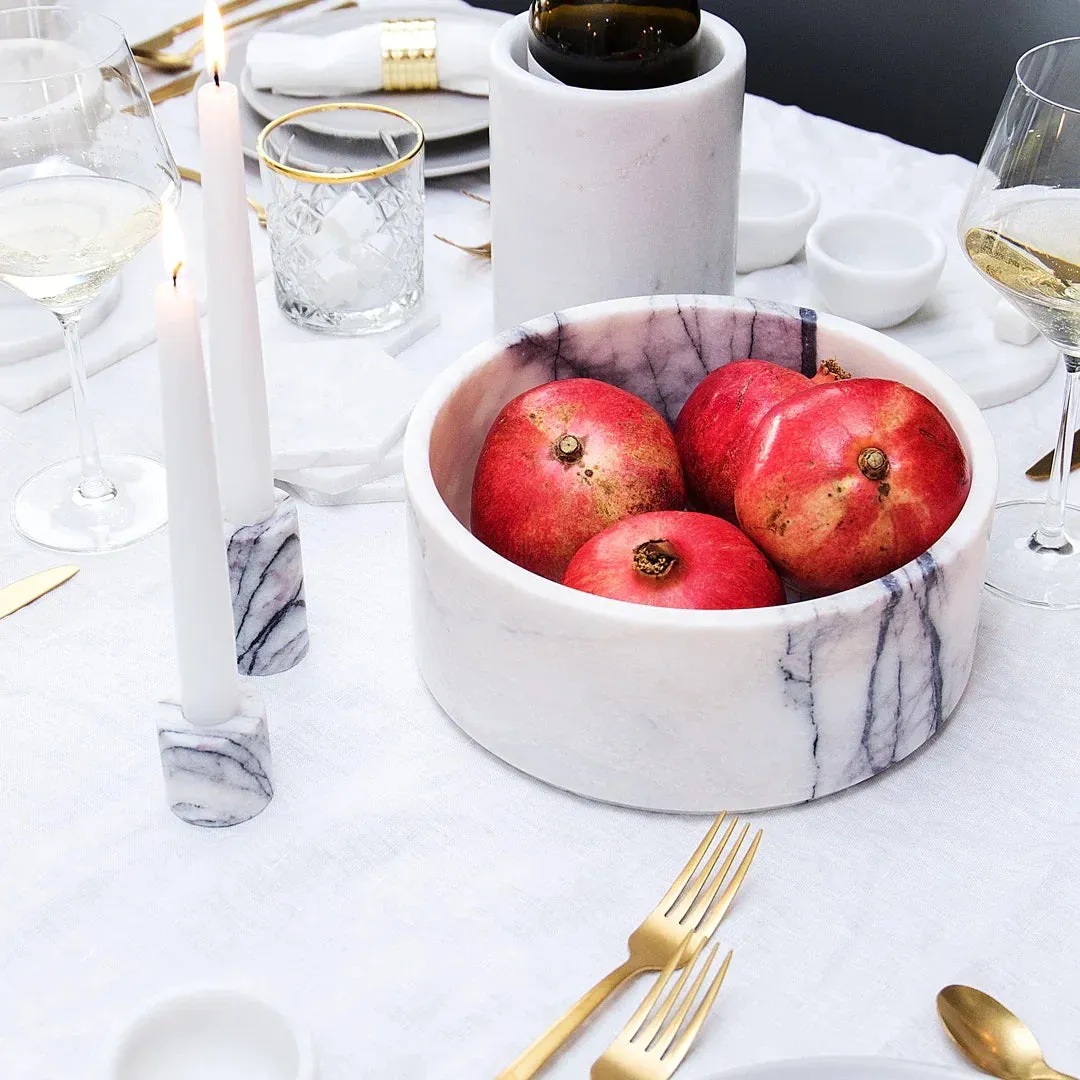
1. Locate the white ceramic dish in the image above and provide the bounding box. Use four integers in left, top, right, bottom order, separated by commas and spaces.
109, 987, 316, 1080
403, 294, 997, 812
236, 3, 507, 142
806, 210, 947, 329
736, 169, 820, 273
204, 80, 490, 178
705, 1057, 971, 1080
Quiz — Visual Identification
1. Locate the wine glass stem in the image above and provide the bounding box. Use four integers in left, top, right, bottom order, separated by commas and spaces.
57, 311, 117, 503
1033, 353, 1080, 552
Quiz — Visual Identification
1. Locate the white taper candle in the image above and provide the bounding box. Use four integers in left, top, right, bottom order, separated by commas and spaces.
155, 207, 240, 726
197, 0, 276, 525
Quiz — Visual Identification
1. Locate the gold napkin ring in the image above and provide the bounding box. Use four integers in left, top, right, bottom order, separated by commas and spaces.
380, 18, 439, 92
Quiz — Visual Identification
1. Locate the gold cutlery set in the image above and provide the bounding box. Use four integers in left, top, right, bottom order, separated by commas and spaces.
498, 814, 760, 1080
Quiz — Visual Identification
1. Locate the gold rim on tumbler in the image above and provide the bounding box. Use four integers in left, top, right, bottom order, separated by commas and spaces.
255, 103, 425, 184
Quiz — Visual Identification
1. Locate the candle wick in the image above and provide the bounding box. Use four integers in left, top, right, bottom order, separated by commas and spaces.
172, 261, 181, 286
213, 68, 220, 87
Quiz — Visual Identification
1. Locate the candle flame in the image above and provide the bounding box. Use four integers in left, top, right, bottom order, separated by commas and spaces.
203, 0, 226, 83
161, 204, 185, 284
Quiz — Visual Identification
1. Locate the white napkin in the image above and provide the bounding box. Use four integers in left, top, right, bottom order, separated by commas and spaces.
247, 17, 495, 97
259, 284, 439, 505
266, 338, 426, 471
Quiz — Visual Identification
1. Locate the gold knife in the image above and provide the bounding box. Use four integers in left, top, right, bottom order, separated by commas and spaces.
0, 566, 79, 621
1026, 430, 1080, 479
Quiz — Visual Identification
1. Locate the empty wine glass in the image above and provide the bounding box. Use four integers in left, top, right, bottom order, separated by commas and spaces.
0, 6, 180, 552
959, 36, 1080, 608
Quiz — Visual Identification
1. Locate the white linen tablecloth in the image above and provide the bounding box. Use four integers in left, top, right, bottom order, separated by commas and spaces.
3, 4, 1080, 1078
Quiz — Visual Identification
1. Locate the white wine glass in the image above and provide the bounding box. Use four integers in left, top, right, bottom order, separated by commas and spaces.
0, 6, 179, 552
960, 36, 1080, 609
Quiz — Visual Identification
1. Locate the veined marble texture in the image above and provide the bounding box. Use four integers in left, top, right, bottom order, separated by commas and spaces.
404, 295, 997, 812
157, 686, 273, 827
227, 490, 309, 676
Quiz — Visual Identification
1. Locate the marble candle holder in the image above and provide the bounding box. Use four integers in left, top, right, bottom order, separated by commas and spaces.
227, 489, 309, 676
157, 685, 273, 827
403, 294, 999, 812
489, 13, 747, 330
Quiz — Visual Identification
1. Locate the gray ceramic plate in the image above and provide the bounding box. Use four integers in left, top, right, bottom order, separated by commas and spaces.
241, 90, 489, 178
195, 73, 489, 178
236, 2, 508, 142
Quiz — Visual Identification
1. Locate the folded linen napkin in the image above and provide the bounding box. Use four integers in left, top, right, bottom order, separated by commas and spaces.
265, 337, 427, 474
260, 287, 438, 505
247, 17, 495, 97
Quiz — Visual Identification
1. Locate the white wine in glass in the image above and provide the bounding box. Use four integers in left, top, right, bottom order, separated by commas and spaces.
0, 6, 180, 552
959, 37, 1080, 609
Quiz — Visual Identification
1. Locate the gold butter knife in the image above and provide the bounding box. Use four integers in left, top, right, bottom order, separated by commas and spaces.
1025, 429, 1080, 479
0, 566, 79, 621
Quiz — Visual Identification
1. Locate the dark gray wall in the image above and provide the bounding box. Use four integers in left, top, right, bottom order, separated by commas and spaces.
472, 0, 1080, 160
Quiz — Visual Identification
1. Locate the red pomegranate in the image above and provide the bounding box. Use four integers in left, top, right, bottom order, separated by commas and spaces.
471, 379, 685, 581
562, 510, 785, 610
734, 378, 970, 595
675, 360, 811, 520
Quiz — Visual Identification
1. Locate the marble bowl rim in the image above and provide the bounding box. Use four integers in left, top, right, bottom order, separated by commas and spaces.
491, 10, 747, 102
107, 984, 316, 1080
403, 293, 997, 629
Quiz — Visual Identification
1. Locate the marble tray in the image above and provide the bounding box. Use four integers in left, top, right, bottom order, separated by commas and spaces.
402, 295, 998, 812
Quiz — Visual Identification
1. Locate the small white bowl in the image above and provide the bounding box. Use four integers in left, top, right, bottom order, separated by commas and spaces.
109, 987, 316, 1080
805, 210, 946, 329
736, 169, 820, 273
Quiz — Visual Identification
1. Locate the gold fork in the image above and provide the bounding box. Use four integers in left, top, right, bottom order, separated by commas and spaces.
496, 814, 761, 1080
592, 935, 732, 1080
178, 166, 267, 226
135, 0, 348, 72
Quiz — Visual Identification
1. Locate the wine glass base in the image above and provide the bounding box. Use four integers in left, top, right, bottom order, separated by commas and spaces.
986, 498, 1080, 609
13, 454, 167, 554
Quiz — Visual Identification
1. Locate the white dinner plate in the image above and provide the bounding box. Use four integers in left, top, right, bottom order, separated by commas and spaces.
705, 1057, 971, 1080
236, 2, 509, 142
195, 74, 490, 178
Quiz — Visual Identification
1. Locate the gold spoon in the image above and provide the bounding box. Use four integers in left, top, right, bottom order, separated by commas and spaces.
937, 985, 1078, 1080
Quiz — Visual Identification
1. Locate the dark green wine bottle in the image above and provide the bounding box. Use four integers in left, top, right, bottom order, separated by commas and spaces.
528, 0, 702, 91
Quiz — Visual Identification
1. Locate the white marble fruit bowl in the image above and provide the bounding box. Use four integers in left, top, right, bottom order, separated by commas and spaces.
403, 295, 997, 812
